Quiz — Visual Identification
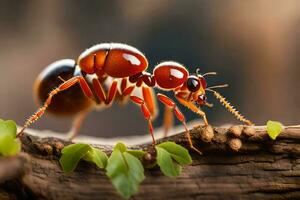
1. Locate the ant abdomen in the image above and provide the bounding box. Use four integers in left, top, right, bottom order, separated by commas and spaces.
34, 59, 93, 116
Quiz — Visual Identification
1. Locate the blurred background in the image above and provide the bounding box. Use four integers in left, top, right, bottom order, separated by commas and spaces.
0, 0, 299, 138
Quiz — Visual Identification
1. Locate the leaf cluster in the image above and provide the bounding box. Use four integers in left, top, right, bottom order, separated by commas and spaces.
59, 141, 192, 199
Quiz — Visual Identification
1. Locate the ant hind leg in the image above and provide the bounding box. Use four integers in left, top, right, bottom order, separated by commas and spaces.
18, 76, 94, 137
68, 110, 90, 141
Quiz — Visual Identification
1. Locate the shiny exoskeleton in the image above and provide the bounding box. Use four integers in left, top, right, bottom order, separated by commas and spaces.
20, 43, 253, 154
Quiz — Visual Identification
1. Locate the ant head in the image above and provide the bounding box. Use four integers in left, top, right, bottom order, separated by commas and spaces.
188, 68, 222, 107
184, 68, 208, 107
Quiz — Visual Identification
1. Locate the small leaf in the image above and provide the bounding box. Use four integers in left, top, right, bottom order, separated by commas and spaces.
155, 146, 181, 177
0, 119, 20, 157
0, 135, 21, 156
127, 150, 146, 159
84, 147, 108, 169
123, 152, 144, 185
157, 142, 192, 165
267, 120, 283, 140
59, 143, 92, 172
106, 149, 145, 199
114, 142, 127, 152
0, 120, 17, 138
155, 142, 192, 177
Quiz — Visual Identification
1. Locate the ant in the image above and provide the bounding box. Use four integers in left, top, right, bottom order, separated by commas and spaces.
19, 43, 253, 154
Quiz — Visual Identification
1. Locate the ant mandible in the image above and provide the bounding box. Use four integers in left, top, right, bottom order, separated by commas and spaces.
19, 43, 253, 154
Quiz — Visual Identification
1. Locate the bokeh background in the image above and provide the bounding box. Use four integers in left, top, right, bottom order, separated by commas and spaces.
0, 0, 299, 137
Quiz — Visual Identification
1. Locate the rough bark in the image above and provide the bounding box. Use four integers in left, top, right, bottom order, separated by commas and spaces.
0, 125, 300, 200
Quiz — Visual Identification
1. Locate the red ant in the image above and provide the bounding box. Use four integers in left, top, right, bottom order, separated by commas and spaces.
19, 43, 253, 154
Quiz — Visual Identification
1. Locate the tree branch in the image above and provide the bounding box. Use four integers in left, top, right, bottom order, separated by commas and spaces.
1, 125, 300, 199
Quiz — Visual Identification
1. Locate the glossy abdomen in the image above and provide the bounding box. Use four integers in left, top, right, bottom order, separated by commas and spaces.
34, 59, 92, 116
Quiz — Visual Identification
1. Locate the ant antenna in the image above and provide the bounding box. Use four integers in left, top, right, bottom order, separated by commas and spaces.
196, 68, 217, 77
202, 72, 217, 77
206, 88, 253, 125
206, 84, 229, 90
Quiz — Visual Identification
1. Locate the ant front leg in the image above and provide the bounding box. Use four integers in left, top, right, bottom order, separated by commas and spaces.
18, 76, 94, 136
175, 94, 209, 126
130, 95, 156, 145
157, 93, 203, 155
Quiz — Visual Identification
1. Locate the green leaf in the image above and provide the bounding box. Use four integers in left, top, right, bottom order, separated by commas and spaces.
123, 152, 144, 186
155, 146, 181, 177
0, 119, 20, 157
59, 143, 92, 172
114, 142, 127, 152
157, 142, 192, 165
127, 150, 146, 159
0, 119, 17, 138
0, 135, 21, 156
84, 147, 108, 169
155, 142, 192, 177
106, 150, 145, 199
267, 120, 283, 140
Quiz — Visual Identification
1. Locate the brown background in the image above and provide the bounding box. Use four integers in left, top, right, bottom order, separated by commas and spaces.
0, 0, 299, 137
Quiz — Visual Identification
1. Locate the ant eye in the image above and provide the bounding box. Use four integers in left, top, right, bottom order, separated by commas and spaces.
186, 75, 201, 92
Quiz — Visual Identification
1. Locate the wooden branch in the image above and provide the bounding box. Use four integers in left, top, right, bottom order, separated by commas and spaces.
1, 125, 300, 200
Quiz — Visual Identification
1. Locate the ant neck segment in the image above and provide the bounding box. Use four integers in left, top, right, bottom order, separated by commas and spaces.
129, 72, 156, 87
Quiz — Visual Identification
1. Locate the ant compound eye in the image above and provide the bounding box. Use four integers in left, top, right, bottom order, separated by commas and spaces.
186, 75, 201, 92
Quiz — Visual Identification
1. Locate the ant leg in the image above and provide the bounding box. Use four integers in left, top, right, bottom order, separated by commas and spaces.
93, 78, 106, 102
130, 95, 156, 145
121, 78, 135, 97
175, 95, 209, 126
18, 76, 94, 136
163, 106, 173, 137
68, 110, 90, 141
142, 86, 158, 119
122, 85, 135, 96
121, 77, 127, 92
157, 93, 203, 155
106, 80, 118, 104
115, 78, 135, 105
93, 78, 118, 105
